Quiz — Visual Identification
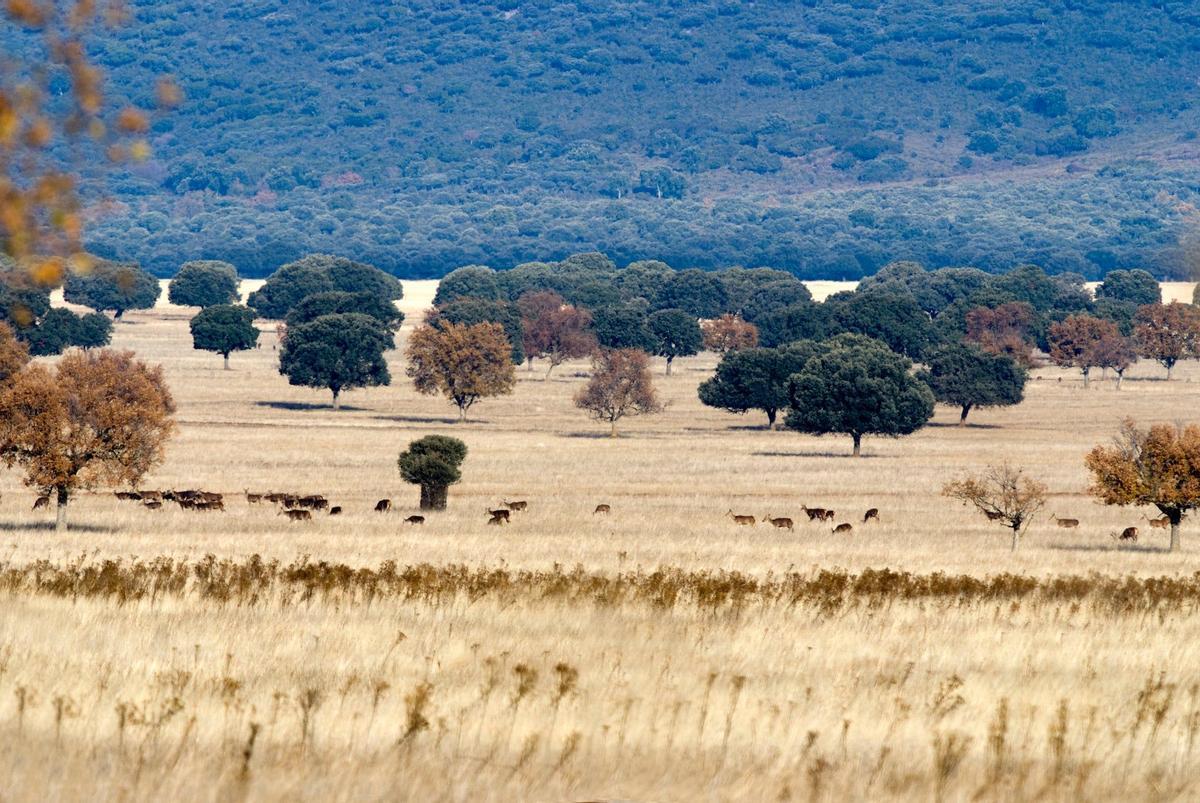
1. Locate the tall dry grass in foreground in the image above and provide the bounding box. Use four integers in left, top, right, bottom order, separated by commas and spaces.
1, 281, 1199, 800
2, 559, 1200, 801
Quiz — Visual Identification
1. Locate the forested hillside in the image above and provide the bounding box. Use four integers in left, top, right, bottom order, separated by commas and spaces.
17, 1, 1200, 278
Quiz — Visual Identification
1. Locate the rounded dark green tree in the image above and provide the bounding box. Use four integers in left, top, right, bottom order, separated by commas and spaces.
398, 435, 468, 510
279, 313, 393, 409
647, 308, 702, 375
63, 259, 160, 318
698, 343, 818, 428
190, 305, 260, 370
591, 302, 655, 351
1096, 269, 1161, 307
168, 261, 240, 308
654, 269, 728, 319
248, 254, 402, 319
284, 291, 403, 331
785, 335, 935, 456
433, 265, 502, 306
917, 342, 1026, 425
427, 297, 524, 364
22, 308, 112, 356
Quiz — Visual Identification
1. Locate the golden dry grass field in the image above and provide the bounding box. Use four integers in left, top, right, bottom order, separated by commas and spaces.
2, 279, 1200, 801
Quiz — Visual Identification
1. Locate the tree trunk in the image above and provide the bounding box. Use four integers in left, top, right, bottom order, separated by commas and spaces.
1115, 371, 1124, 391
766, 409, 777, 429
1082, 368, 1090, 388
331, 389, 340, 410
527, 358, 534, 373
1170, 516, 1181, 552
420, 484, 448, 511
852, 433, 862, 457
458, 405, 467, 423
1010, 526, 1019, 552
55, 486, 68, 533
610, 419, 618, 438
1167, 363, 1175, 381
223, 353, 231, 371
665, 357, 673, 376
959, 405, 971, 426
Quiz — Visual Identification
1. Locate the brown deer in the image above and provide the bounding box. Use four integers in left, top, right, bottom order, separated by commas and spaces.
821, 509, 836, 522
832, 522, 853, 534
1051, 513, 1080, 529
593, 504, 611, 515
726, 510, 756, 526
404, 515, 425, 525
1145, 515, 1170, 530
504, 500, 528, 511
763, 514, 794, 532
863, 508, 879, 523
193, 499, 225, 512
375, 499, 392, 513
32, 495, 49, 511
328, 506, 343, 516
281, 509, 312, 522
487, 512, 508, 526
245, 490, 264, 505
488, 508, 511, 522
1115, 526, 1138, 542
143, 500, 163, 511
801, 505, 827, 522
138, 490, 162, 503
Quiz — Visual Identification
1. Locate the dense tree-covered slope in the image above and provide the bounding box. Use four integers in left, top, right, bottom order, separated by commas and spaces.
21, 1, 1200, 277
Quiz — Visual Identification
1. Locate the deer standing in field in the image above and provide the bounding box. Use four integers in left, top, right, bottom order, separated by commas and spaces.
281, 509, 311, 522
763, 514, 794, 532
404, 515, 425, 525
504, 500, 528, 512
1145, 514, 1169, 530
1051, 513, 1080, 529
863, 508, 879, 523
487, 512, 508, 526
833, 522, 853, 534
727, 510, 756, 526
593, 504, 611, 515
375, 499, 392, 513
488, 508, 511, 522
801, 505, 827, 522
32, 495, 49, 511
328, 506, 342, 516
1114, 526, 1138, 542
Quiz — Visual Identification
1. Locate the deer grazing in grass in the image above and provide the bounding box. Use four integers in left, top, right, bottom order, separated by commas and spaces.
504, 500, 528, 512
1114, 526, 1138, 542
488, 508, 511, 522
863, 508, 879, 523
374, 499, 392, 513
727, 510, 756, 526
593, 504, 611, 515
328, 506, 342, 516
833, 522, 853, 534
487, 512, 508, 526
32, 495, 49, 511
281, 509, 312, 522
802, 505, 827, 522
404, 515, 425, 525
1051, 513, 1080, 529
763, 514, 794, 531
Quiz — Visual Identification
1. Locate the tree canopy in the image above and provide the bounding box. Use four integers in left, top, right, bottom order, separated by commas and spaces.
698, 343, 816, 428
190, 305, 260, 369
575, 348, 663, 437
646, 308, 703, 374
0, 349, 175, 530
168, 261, 241, 308
278, 313, 394, 408
1096, 269, 1161, 307
406, 321, 516, 420
398, 434, 468, 510
1046, 315, 1125, 387
518, 291, 596, 375
63, 259, 160, 318
247, 254, 402, 319
284, 290, 403, 331
1133, 302, 1200, 380
917, 342, 1026, 425
785, 334, 935, 456
428, 297, 525, 365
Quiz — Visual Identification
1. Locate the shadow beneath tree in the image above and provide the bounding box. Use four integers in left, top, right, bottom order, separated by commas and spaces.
0, 521, 118, 534
1046, 542, 1168, 554
752, 450, 891, 459
927, 422, 1003, 430
255, 401, 369, 413
374, 414, 476, 426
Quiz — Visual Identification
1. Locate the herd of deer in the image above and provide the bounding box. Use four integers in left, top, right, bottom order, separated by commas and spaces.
1049, 512, 1169, 543
726, 506, 880, 534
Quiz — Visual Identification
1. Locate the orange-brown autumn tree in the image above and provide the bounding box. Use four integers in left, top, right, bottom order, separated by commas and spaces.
965, 302, 1038, 368
406, 320, 516, 421
1086, 420, 1200, 552
0, 321, 30, 383
574, 348, 663, 437
1047, 314, 1125, 387
701, 314, 759, 353
1133, 302, 1200, 380
0, 349, 175, 530
517, 290, 597, 377
1, 2, 178, 283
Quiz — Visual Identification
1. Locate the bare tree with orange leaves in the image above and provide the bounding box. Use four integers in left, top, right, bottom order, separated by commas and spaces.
1, 1, 177, 284
0, 320, 30, 383
0, 349, 175, 530
574, 348, 663, 437
701, 314, 759, 354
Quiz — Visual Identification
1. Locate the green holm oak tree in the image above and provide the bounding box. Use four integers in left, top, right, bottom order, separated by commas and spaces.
278, 313, 393, 409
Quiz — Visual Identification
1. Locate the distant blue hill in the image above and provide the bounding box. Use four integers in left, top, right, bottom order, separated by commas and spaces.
19, 1, 1200, 278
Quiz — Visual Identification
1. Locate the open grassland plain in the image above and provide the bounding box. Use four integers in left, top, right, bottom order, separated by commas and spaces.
3, 280, 1200, 801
